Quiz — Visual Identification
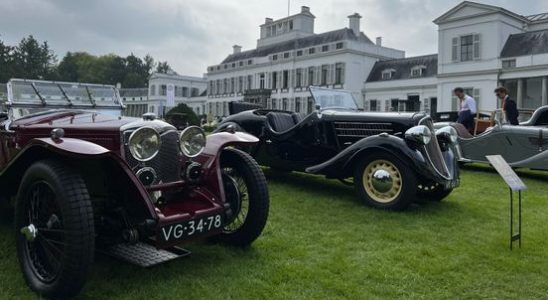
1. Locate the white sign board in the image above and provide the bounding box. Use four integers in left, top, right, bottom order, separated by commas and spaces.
486, 155, 527, 191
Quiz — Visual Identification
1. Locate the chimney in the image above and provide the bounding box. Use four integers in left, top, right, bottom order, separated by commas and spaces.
376, 37, 382, 46
265, 17, 273, 24
301, 6, 310, 13
348, 13, 362, 35
233, 45, 242, 54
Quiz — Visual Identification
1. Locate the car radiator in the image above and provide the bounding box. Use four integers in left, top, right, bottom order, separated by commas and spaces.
419, 117, 451, 179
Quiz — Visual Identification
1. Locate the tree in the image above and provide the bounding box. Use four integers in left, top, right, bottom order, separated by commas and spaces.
166, 103, 200, 127
156, 61, 171, 74
13, 35, 56, 80
0, 39, 15, 83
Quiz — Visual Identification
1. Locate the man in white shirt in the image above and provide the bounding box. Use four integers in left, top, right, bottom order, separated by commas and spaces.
454, 87, 477, 131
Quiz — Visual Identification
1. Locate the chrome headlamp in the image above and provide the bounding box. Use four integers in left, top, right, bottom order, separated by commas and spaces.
128, 127, 161, 161
436, 126, 458, 144
405, 125, 432, 145
179, 126, 206, 157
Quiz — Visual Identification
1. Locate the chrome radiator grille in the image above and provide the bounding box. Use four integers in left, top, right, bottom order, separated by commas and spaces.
334, 122, 393, 137
123, 130, 181, 184
419, 117, 451, 178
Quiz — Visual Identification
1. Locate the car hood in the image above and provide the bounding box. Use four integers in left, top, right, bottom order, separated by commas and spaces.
12, 110, 175, 133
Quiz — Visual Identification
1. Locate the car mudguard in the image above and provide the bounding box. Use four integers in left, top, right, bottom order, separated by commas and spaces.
0, 137, 158, 219
305, 134, 428, 179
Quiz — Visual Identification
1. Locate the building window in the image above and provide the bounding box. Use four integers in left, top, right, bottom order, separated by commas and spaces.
308, 47, 315, 55
223, 79, 228, 94
259, 73, 265, 89
150, 85, 156, 96
208, 82, 214, 95
284, 52, 290, 59
321, 65, 329, 85
217, 66, 221, 70
224, 64, 228, 69
272, 98, 277, 109
336, 42, 344, 49
410, 65, 426, 77
381, 69, 395, 80
453, 34, 480, 62
289, 20, 293, 30
183, 87, 189, 97
231, 63, 236, 68
370, 99, 378, 111
335, 63, 344, 84
160, 85, 167, 96
502, 59, 516, 69
307, 97, 314, 113
248, 59, 253, 65
191, 88, 199, 97
216, 80, 221, 95
282, 98, 288, 111
295, 97, 301, 112
308, 67, 315, 86
150, 105, 154, 113
239, 61, 244, 67
247, 75, 253, 90
272, 54, 278, 61
297, 50, 303, 56
296, 68, 303, 88
272, 71, 278, 90
282, 70, 289, 89
230, 77, 235, 93
321, 45, 329, 52
238, 76, 243, 93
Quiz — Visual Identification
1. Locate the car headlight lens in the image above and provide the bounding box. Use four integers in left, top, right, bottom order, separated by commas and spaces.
179, 126, 206, 157
128, 127, 161, 161
405, 125, 432, 145
436, 126, 458, 144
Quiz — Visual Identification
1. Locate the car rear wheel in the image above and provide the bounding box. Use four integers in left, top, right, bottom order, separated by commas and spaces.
354, 153, 417, 210
15, 160, 94, 299
212, 148, 269, 247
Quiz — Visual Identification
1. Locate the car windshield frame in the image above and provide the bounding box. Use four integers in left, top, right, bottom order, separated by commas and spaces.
5, 78, 124, 120
309, 86, 359, 111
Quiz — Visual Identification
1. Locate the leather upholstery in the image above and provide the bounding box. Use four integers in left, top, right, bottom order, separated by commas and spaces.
451, 123, 474, 139
292, 113, 306, 124
266, 112, 297, 133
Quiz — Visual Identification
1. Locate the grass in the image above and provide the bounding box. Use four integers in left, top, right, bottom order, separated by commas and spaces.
1, 164, 548, 299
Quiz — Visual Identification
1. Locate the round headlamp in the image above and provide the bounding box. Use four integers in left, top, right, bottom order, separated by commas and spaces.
128, 127, 161, 161
405, 125, 432, 145
179, 126, 206, 157
436, 126, 458, 144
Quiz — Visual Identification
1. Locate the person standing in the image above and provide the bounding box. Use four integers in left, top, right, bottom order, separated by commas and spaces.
494, 86, 519, 125
454, 87, 477, 131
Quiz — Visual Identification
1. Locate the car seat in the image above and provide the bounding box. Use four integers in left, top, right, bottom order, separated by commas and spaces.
266, 112, 296, 133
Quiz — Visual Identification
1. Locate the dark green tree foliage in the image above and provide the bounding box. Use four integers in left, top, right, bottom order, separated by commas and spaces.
166, 103, 200, 126
1, 35, 172, 88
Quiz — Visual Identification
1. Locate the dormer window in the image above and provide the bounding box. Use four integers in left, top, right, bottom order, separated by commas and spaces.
272, 54, 278, 61
283, 52, 290, 59
381, 69, 396, 80
410, 65, 426, 77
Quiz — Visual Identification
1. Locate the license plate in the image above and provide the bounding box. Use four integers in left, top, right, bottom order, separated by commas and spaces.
158, 214, 223, 243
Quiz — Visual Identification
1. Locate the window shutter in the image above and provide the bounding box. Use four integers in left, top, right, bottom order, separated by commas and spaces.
451, 37, 459, 62
473, 34, 481, 60
364, 100, 370, 111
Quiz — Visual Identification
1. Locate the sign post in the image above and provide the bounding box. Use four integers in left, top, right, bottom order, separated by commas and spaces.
486, 155, 526, 250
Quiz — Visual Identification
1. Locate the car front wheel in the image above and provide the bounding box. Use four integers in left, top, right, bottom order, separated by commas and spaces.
212, 148, 269, 247
15, 160, 94, 299
354, 153, 417, 210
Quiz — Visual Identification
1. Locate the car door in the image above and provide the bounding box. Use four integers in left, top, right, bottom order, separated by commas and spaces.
502, 126, 548, 163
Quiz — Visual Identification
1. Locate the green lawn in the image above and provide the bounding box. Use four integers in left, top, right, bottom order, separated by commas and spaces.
1, 165, 548, 299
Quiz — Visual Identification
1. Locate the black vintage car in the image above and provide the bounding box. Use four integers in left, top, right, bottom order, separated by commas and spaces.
215, 87, 459, 210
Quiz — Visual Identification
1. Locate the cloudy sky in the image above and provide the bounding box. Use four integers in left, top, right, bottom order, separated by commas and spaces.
1, 0, 546, 77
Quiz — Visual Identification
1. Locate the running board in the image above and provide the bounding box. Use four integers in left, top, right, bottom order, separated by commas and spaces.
100, 242, 191, 268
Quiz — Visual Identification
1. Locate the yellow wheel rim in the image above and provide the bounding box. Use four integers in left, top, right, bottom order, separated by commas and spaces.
363, 159, 402, 203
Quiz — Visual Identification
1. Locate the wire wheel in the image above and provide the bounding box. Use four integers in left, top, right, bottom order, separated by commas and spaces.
222, 167, 250, 233
363, 159, 402, 203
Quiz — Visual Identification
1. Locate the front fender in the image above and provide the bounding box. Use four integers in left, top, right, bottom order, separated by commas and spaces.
306, 134, 426, 178
32, 137, 111, 156
202, 131, 258, 159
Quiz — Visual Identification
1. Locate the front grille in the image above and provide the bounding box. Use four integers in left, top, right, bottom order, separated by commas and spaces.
334, 122, 393, 137
123, 130, 181, 184
419, 117, 451, 178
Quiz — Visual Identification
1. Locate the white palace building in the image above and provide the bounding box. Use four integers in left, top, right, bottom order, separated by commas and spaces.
206, 6, 405, 115
364, 1, 548, 115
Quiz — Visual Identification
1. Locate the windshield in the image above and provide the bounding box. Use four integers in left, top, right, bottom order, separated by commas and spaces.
6, 79, 123, 119
309, 86, 358, 110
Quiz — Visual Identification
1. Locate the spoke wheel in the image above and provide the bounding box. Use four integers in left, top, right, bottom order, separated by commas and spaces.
211, 148, 269, 247
15, 160, 94, 299
354, 153, 417, 210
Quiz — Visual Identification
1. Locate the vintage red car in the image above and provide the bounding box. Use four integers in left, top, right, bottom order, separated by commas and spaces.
0, 79, 269, 299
